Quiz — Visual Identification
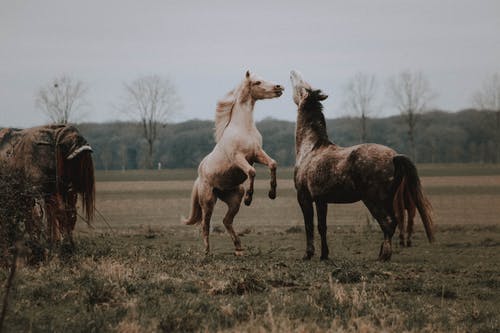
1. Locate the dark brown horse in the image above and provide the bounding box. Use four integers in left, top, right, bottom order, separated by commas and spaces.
290, 70, 434, 261
0, 124, 95, 248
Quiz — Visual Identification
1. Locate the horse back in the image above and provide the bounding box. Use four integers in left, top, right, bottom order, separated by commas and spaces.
295, 143, 396, 203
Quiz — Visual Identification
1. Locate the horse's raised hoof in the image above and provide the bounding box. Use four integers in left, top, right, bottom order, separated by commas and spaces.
244, 191, 253, 206
268, 189, 276, 200
378, 241, 392, 261
234, 249, 245, 257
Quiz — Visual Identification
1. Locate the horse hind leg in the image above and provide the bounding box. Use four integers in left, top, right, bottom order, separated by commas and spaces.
315, 200, 329, 260
406, 206, 416, 247
365, 202, 397, 261
218, 187, 245, 256
378, 215, 397, 261
399, 217, 406, 247
199, 183, 217, 255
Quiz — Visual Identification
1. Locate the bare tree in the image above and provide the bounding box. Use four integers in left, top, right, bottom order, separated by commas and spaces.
343, 73, 377, 142
388, 71, 436, 162
122, 75, 181, 169
35, 75, 88, 124
473, 72, 500, 162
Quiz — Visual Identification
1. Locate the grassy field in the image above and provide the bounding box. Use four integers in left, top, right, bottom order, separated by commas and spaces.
2, 164, 500, 332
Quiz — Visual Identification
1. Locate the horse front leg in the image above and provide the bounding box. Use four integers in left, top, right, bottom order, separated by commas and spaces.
254, 148, 277, 199
315, 201, 329, 260
63, 191, 78, 250
234, 154, 256, 206
298, 191, 314, 260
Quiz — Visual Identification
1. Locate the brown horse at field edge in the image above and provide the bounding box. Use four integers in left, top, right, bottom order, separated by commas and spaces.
290, 70, 434, 261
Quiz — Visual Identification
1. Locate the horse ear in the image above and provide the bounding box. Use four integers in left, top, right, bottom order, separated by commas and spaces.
318, 92, 328, 101
245, 70, 250, 79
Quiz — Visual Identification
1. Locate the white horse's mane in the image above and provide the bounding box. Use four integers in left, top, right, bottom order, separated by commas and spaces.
214, 78, 250, 142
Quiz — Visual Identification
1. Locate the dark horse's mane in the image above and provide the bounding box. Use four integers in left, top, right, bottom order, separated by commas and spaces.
58, 150, 95, 222
298, 89, 332, 148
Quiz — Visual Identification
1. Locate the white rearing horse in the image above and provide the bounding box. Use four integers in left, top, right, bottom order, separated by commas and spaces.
183, 70, 284, 255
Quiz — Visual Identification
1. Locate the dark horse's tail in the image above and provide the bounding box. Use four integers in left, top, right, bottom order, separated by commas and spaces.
392, 155, 434, 242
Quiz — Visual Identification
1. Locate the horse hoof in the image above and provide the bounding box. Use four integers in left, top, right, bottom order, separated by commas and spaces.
378, 241, 392, 261
244, 198, 252, 206
234, 250, 245, 256
268, 190, 276, 200
302, 253, 313, 261
320, 255, 329, 261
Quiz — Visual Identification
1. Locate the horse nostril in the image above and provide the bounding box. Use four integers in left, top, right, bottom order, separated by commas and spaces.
275, 85, 282, 89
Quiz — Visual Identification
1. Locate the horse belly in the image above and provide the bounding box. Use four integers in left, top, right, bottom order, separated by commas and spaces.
309, 178, 361, 204
324, 191, 361, 204
213, 167, 247, 190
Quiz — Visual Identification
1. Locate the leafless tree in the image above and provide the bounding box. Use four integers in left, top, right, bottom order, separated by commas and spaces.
343, 73, 378, 142
122, 75, 181, 169
473, 72, 500, 162
387, 71, 436, 162
35, 75, 88, 124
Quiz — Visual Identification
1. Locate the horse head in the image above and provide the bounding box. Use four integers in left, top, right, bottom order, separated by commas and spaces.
290, 70, 328, 106
245, 70, 284, 100
55, 125, 93, 160
54, 125, 95, 221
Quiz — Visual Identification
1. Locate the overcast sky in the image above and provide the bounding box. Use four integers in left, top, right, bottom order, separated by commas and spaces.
1, 0, 499, 127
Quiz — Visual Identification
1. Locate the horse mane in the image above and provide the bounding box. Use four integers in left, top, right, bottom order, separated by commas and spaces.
298, 89, 331, 147
55, 126, 96, 222
214, 78, 251, 142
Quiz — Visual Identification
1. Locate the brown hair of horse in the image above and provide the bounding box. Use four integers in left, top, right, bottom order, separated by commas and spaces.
290, 69, 434, 261
53, 140, 95, 245
0, 125, 95, 249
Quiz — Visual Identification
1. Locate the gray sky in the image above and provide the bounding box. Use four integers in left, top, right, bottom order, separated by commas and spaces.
1, 0, 499, 127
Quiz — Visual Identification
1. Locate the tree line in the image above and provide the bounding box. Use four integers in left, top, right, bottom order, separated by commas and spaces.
32, 71, 500, 168
78, 108, 500, 170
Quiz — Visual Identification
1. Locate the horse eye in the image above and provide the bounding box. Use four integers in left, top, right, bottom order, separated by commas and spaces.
253, 81, 261, 85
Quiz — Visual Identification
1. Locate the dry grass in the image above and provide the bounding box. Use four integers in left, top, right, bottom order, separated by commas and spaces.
2, 165, 500, 332
87, 173, 500, 231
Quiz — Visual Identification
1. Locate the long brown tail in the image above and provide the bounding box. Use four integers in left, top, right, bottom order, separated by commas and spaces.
182, 178, 202, 225
392, 155, 434, 242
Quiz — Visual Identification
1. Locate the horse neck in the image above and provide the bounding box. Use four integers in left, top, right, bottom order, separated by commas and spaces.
228, 98, 257, 132
295, 102, 331, 155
